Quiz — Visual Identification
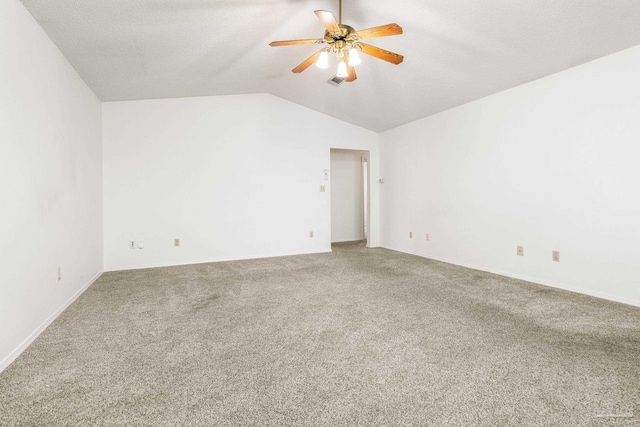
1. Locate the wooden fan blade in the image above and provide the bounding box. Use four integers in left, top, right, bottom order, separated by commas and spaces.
269, 39, 323, 47
356, 23, 403, 40
314, 10, 341, 33
345, 65, 357, 82
360, 44, 404, 65
292, 49, 324, 73
344, 52, 357, 82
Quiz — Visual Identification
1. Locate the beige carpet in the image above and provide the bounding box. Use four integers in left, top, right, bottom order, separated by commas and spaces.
1, 242, 639, 426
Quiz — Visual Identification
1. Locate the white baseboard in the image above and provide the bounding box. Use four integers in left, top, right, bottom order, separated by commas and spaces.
382, 246, 640, 309
104, 249, 333, 272
0, 271, 103, 373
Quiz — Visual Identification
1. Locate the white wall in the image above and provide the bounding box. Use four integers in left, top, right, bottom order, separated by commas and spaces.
331, 149, 367, 243
0, 0, 103, 370
380, 45, 640, 307
102, 94, 379, 270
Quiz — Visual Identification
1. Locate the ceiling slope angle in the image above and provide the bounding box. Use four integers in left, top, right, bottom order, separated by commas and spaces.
18, 0, 640, 132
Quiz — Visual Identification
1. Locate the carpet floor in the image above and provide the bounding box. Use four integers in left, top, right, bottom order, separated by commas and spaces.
1, 242, 639, 426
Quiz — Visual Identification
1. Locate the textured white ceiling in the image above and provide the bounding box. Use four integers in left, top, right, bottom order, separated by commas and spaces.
19, 0, 640, 132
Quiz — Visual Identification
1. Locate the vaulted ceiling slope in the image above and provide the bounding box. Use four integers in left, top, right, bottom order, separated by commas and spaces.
19, 0, 640, 132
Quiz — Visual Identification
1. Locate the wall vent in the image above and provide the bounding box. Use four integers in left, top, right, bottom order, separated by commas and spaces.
327, 76, 345, 87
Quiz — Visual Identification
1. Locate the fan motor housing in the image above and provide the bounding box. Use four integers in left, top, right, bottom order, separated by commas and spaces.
324, 24, 357, 42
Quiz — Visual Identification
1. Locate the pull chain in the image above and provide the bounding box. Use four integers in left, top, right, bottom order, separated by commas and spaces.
339, 0, 342, 24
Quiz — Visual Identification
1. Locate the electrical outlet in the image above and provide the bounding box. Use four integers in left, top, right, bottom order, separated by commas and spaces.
129, 241, 135, 249
57, 267, 61, 281
425, 233, 430, 241
409, 231, 413, 239
552, 251, 560, 262
174, 238, 180, 247
517, 246, 524, 256
310, 231, 314, 238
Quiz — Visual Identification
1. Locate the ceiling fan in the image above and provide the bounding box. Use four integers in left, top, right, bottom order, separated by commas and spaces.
269, 0, 403, 82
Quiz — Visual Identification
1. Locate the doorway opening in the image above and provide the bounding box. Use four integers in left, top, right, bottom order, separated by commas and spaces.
330, 149, 370, 246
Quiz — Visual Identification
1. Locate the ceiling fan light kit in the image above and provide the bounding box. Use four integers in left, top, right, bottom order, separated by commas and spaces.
348, 49, 361, 67
269, 0, 404, 83
316, 51, 330, 69
336, 60, 349, 77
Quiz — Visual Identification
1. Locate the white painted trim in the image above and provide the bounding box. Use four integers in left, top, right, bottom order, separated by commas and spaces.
104, 250, 333, 272
0, 271, 103, 373
382, 246, 640, 309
